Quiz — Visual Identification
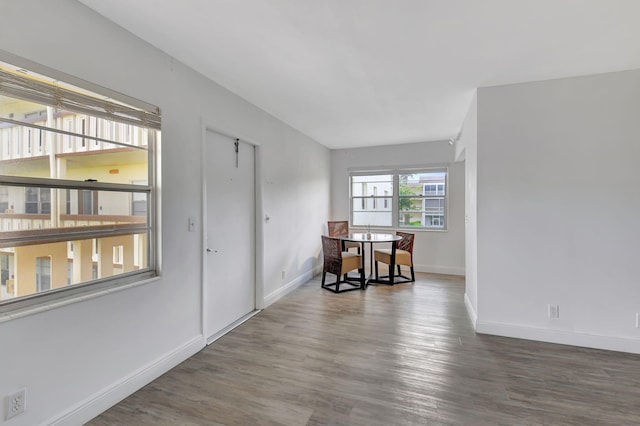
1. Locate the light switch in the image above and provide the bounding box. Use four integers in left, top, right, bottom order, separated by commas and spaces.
188, 217, 196, 232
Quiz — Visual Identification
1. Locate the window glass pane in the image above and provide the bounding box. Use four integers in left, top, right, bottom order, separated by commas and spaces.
0, 232, 149, 302
351, 174, 392, 196
398, 171, 446, 229
423, 198, 444, 214
352, 210, 392, 227
0, 186, 7, 212
36, 256, 51, 292
400, 172, 446, 196
351, 174, 393, 226
399, 197, 446, 228
0, 95, 151, 184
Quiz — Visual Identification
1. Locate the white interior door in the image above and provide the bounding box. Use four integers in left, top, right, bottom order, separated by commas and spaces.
205, 130, 256, 342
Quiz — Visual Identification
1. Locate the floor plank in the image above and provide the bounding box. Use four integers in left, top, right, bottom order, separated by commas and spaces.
88, 273, 640, 425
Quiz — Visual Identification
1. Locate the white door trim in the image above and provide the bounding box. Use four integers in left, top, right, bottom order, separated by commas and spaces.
200, 119, 265, 343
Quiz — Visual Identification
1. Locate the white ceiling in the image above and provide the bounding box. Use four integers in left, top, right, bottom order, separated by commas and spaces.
78, 0, 640, 149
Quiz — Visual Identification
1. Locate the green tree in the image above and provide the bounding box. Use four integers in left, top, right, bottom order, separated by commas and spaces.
399, 174, 421, 211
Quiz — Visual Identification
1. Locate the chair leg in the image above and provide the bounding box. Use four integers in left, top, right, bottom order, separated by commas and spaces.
410, 266, 415, 282
321, 271, 326, 288
397, 264, 401, 276
374, 260, 379, 279
360, 267, 365, 289
388, 263, 394, 285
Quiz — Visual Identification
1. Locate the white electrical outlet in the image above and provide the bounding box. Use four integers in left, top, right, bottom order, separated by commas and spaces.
188, 217, 196, 232
548, 304, 559, 319
5, 388, 26, 420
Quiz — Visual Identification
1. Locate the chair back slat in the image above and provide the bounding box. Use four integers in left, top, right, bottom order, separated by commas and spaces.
327, 220, 349, 237
321, 235, 343, 276
396, 231, 414, 253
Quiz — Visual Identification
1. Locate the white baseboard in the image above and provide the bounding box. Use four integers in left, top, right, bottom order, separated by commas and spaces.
48, 335, 205, 426
464, 293, 477, 329
263, 266, 321, 307
413, 263, 465, 276
476, 320, 640, 354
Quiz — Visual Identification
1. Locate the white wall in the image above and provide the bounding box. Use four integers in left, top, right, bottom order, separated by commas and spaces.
476, 69, 640, 353
0, 1, 330, 425
330, 142, 465, 276
455, 93, 478, 326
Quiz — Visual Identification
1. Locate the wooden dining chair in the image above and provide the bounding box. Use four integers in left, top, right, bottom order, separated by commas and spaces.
321, 236, 364, 293
373, 231, 415, 284
327, 220, 360, 253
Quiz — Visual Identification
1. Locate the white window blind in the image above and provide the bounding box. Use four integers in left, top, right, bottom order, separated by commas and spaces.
0, 68, 160, 130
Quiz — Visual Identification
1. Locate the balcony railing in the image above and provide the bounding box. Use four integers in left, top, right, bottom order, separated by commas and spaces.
0, 213, 146, 247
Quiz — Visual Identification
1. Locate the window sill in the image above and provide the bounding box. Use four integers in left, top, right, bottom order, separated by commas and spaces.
0, 274, 160, 324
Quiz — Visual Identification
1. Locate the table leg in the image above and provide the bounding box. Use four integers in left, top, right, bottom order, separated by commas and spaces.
361, 241, 367, 289
389, 240, 396, 285
360, 241, 382, 289
369, 241, 374, 280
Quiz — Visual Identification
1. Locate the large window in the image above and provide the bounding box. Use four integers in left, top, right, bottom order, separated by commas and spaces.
0, 56, 160, 311
350, 169, 447, 230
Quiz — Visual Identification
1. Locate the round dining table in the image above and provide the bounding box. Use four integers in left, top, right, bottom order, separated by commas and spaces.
337, 232, 402, 288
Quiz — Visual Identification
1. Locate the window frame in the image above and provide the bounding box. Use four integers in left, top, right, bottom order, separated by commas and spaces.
349, 166, 449, 231
0, 52, 161, 318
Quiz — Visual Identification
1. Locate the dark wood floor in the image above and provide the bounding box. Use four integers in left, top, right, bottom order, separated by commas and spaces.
88, 273, 640, 425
